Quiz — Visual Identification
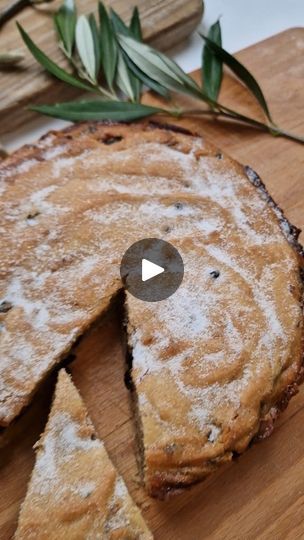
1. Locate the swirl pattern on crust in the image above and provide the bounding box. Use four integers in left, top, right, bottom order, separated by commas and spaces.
0, 122, 303, 497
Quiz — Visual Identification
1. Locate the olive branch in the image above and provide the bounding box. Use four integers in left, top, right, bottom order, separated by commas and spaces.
16, 0, 304, 144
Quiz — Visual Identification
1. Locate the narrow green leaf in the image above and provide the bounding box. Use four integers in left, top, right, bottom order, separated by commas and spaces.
116, 50, 135, 101
122, 54, 169, 98
110, 9, 129, 36
31, 100, 164, 122
129, 7, 142, 100
202, 19, 222, 101
110, 8, 142, 41
208, 19, 222, 46
17, 22, 94, 92
89, 13, 101, 78
112, 10, 166, 99
119, 36, 182, 85
54, 0, 76, 56
110, 8, 142, 101
118, 34, 202, 98
110, 7, 142, 39
98, 1, 117, 89
129, 7, 142, 41
76, 15, 96, 81
200, 32, 273, 122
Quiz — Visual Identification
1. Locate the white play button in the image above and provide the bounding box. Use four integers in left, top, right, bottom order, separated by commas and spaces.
142, 259, 164, 282
120, 238, 184, 302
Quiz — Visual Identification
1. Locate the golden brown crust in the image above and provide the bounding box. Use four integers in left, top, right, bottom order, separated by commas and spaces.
14, 369, 153, 539
138, 185, 304, 496
244, 165, 304, 440
0, 120, 303, 500
123, 126, 304, 498
1, 121, 212, 426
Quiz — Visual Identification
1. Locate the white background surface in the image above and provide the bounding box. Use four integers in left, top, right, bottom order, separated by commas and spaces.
175, 0, 304, 73
4, 0, 304, 150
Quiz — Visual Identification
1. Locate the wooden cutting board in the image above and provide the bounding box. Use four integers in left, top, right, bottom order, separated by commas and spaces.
0, 0, 203, 134
0, 28, 304, 540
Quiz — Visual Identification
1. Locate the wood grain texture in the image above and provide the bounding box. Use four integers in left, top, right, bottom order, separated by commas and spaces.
0, 28, 304, 540
0, 0, 203, 134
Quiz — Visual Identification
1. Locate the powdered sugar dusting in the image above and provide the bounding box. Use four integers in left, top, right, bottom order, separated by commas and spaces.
113, 477, 128, 500
32, 411, 102, 497
129, 226, 300, 443
104, 477, 133, 536
42, 145, 67, 160
4, 274, 50, 331
0, 158, 38, 178
0, 123, 301, 444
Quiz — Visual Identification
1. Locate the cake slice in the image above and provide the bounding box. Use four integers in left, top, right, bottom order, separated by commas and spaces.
14, 369, 152, 539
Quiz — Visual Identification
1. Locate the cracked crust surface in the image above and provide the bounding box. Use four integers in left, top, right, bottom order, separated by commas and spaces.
14, 369, 152, 539
0, 121, 303, 498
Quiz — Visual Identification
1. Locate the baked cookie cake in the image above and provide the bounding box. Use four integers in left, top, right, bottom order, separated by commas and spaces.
0, 122, 303, 497
15, 369, 152, 539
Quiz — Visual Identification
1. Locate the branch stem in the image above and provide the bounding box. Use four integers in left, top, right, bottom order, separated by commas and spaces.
170, 107, 304, 144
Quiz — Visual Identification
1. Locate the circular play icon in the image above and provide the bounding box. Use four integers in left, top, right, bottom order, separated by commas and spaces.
120, 238, 184, 302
